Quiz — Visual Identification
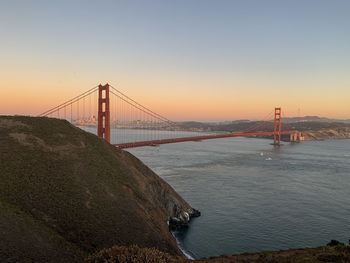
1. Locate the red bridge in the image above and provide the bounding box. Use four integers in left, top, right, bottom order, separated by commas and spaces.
39, 83, 302, 149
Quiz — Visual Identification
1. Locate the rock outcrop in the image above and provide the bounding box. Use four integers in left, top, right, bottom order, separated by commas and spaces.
303, 127, 350, 140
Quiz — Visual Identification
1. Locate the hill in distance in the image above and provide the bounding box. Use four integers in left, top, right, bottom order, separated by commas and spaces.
177, 116, 350, 139
282, 116, 350, 124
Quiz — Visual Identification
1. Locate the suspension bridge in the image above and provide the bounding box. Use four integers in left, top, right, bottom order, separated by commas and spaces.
39, 83, 303, 149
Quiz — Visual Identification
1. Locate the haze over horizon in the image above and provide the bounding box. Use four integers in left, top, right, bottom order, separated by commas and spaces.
0, 0, 349, 121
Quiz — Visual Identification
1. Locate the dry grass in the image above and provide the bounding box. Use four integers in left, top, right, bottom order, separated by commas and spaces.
87, 244, 350, 263
86, 245, 187, 263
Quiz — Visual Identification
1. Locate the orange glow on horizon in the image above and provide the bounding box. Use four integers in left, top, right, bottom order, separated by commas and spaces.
0, 76, 349, 121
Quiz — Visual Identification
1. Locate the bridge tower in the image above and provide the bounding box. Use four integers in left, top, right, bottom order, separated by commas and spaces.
97, 83, 111, 143
273, 107, 282, 146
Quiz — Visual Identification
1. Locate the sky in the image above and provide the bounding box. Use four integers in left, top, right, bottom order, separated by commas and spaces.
0, 0, 349, 121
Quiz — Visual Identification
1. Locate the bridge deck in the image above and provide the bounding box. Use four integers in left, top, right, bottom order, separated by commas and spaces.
114, 131, 296, 149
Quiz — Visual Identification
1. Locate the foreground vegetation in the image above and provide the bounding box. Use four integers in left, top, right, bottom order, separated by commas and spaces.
87, 242, 350, 263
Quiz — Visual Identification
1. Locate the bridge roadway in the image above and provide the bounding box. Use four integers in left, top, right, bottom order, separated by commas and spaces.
114, 130, 297, 149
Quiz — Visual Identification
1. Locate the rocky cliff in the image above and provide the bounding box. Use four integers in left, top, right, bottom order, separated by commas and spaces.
303, 127, 350, 140
0, 116, 199, 262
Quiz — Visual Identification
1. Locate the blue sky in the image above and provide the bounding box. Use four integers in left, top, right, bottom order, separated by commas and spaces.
1, 0, 349, 119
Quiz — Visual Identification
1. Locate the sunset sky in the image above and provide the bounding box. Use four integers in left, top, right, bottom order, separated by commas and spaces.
0, 0, 349, 121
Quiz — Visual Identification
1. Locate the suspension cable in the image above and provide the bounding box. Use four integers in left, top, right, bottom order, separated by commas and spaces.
38, 86, 99, 116
110, 85, 177, 126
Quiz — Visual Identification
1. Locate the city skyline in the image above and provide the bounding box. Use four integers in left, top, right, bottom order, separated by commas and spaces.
1, 0, 349, 121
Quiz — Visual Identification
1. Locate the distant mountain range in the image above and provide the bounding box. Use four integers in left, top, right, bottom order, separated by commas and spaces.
178, 116, 350, 127
282, 116, 350, 124
176, 116, 350, 133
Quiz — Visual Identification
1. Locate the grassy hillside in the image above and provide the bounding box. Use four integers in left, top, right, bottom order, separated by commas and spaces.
0, 116, 195, 262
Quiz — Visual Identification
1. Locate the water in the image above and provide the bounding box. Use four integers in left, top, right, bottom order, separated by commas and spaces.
82, 126, 207, 144
126, 136, 350, 259
81, 127, 350, 258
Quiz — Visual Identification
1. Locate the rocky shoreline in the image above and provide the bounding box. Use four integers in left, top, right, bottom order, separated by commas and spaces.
303, 127, 350, 141
168, 207, 201, 231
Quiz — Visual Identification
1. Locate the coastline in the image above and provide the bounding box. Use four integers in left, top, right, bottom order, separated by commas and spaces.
150, 139, 348, 259
168, 208, 201, 259
171, 231, 195, 260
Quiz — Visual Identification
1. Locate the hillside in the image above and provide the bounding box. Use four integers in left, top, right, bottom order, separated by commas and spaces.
0, 116, 198, 262
177, 120, 350, 140
283, 116, 350, 124
303, 127, 350, 140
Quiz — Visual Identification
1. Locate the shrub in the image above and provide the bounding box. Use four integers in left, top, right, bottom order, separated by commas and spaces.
85, 245, 187, 263
327, 240, 344, 247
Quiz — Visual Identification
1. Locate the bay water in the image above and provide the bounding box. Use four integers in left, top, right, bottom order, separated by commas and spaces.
82, 127, 350, 259
128, 136, 350, 258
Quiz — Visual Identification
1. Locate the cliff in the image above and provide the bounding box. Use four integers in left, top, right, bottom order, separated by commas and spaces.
303, 127, 350, 140
177, 120, 350, 142
0, 116, 198, 262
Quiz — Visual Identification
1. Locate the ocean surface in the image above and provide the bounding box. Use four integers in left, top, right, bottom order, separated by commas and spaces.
83, 127, 350, 259
128, 136, 350, 259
